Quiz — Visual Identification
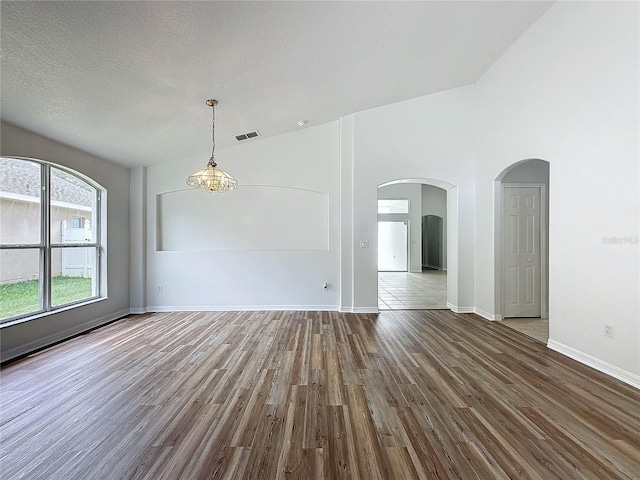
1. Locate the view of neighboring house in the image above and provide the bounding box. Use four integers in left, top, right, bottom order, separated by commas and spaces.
0, 157, 96, 285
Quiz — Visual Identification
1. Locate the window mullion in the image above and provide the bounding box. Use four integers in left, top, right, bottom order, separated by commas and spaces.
42, 164, 51, 312
96, 191, 101, 297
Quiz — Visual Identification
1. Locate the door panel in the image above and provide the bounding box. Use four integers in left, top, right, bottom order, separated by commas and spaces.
525, 215, 535, 253
508, 266, 519, 304
503, 187, 541, 317
378, 221, 408, 272
509, 216, 519, 254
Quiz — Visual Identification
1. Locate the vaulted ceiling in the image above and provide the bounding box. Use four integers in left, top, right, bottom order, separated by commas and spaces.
1, 1, 552, 168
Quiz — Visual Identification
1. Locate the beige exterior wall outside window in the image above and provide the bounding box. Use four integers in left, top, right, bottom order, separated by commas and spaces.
0, 157, 104, 323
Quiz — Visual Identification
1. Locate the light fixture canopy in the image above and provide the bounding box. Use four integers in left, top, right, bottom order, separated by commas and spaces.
186, 99, 239, 193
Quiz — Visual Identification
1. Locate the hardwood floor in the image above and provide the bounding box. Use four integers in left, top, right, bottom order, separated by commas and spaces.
1, 310, 639, 479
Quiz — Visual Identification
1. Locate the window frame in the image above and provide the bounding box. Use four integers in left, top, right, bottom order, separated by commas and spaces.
377, 198, 410, 214
0, 157, 104, 324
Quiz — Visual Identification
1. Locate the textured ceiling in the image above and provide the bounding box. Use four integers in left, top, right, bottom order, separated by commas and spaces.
1, 1, 552, 168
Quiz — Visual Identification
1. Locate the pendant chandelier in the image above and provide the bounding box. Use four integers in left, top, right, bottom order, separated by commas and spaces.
186, 99, 239, 193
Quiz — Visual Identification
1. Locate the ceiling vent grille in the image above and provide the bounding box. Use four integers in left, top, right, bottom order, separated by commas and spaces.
235, 130, 260, 142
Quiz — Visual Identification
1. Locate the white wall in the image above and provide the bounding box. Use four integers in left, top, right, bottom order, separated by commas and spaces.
421, 184, 448, 270
142, 122, 341, 310
141, 85, 479, 315
475, 2, 639, 381
130, 166, 146, 313
339, 115, 355, 311
346, 86, 477, 312
377, 183, 422, 272
0, 121, 131, 361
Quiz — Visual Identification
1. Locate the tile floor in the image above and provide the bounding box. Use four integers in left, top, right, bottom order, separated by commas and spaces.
500, 317, 549, 344
378, 270, 447, 310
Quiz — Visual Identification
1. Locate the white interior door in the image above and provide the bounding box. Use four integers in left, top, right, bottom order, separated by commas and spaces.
503, 187, 541, 317
378, 221, 408, 272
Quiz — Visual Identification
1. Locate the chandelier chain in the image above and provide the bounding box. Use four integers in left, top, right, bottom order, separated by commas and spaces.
211, 102, 216, 158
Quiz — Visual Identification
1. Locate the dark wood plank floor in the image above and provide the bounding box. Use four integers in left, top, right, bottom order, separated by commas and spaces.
1, 310, 639, 479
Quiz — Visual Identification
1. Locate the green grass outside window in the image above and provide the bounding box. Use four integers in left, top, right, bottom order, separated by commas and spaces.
0, 276, 93, 320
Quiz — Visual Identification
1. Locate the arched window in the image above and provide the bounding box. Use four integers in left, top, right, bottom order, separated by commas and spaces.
0, 157, 105, 323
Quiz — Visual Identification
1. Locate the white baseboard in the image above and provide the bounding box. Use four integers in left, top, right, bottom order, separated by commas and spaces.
447, 303, 474, 314
135, 305, 379, 314
147, 305, 340, 313
547, 339, 640, 389
2, 308, 131, 363
474, 308, 502, 321
445, 305, 502, 321
351, 307, 380, 314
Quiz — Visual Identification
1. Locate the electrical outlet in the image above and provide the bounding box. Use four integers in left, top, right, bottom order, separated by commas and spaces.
604, 325, 613, 338
158, 285, 164, 294
360, 240, 369, 248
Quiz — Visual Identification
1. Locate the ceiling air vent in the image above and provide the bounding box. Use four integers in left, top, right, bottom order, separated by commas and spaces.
235, 130, 260, 142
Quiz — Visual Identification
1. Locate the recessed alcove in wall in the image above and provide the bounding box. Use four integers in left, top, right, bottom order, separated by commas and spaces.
157, 185, 329, 251
494, 159, 550, 320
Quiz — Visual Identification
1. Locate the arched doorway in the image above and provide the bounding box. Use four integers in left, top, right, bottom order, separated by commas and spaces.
377, 178, 456, 310
494, 159, 549, 341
